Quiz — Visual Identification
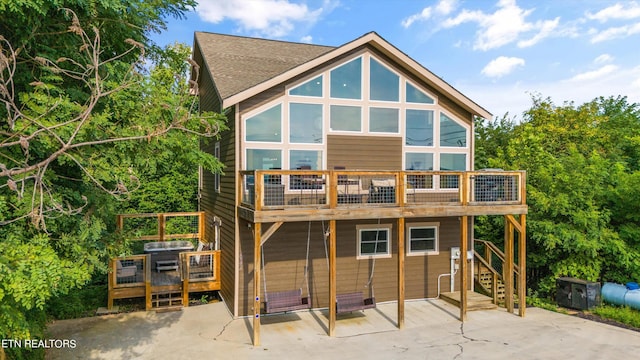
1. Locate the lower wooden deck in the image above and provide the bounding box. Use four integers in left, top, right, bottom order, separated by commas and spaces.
440, 291, 498, 311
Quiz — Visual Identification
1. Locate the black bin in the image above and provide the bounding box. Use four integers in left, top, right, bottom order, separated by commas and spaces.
556, 277, 601, 310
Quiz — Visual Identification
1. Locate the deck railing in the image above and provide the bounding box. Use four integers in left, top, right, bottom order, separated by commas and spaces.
116, 211, 205, 242
240, 170, 525, 210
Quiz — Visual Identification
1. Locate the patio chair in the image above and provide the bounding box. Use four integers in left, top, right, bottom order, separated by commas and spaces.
116, 260, 137, 279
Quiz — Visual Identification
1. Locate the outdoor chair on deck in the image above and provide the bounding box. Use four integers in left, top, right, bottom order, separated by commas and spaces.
189, 241, 213, 279
116, 260, 137, 280
337, 178, 369, 204
368, 179, 396, 203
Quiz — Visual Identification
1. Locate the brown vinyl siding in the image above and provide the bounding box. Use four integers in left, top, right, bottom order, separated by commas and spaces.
236, 217, 463, 316
196, 42, 238, 314
327, 135, 402, 171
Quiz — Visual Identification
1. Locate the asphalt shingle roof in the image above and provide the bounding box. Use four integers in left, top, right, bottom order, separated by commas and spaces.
194, 32, 335, 101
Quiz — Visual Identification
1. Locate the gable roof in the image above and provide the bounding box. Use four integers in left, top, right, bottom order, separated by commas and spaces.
194, 32, 334, 101
195, 31, 492, 119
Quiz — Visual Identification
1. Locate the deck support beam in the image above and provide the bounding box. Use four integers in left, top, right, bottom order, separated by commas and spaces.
328, 219, 337, 336
504, 216, 514, 313
460, 216, 468, 321
259, 221, 284, 246
518, 214, 527, 317
397, 217, 405, 329
253, 222, 262, 346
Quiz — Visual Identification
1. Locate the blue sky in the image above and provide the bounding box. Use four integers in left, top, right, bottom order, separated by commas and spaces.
151, 0, 640, 120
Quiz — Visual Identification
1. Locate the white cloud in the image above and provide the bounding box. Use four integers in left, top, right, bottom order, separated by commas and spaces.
196, 0, 328, 37
401, 0, 458, 28
462, 65, 640, 120
435, 0, 457, 15
585, 2, 640, 22
594, 54, 614, 64
590, 22, 640, 43
300, 35, 313, 43
568, 64, 619, 82
441, 0, 559, 51
481, 56, 525, 78
401, 7, 432, 28
517, 18, 560, 48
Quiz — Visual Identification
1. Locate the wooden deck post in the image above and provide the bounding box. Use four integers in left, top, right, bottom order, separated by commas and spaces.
182, 253, 190, 308
460, 215, 468, 321
329, 219, 337, 336
253, 222, 262, 346
518, 214, 527, 317
397, 217, 405, 329
198, 211, 205, 243
107, 258, 115, 309
504, 217, 514, 313
145, 255, 152, 311
158, 213, 165, 242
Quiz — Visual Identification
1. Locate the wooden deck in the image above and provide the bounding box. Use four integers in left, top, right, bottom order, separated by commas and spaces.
440, 291, 498, 311
239, 170, 527, 222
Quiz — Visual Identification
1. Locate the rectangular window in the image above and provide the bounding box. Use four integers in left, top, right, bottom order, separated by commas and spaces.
246, 149, 282, 170
440, 153, 466, 189
289, 150, 322, 170
406, 109, 434, 146
357, 224, 391, 259
214, 142, 221, 193
369, 107, 399, 133
245, 104, 281, 142
330, 105, 361, 132
407, 223, 439, 256
290, 103, 323, 143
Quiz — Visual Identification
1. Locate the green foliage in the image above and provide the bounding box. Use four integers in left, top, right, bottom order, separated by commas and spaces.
475, 95, 640, 296
0, 1, 226, 351
593, 305, 640, 329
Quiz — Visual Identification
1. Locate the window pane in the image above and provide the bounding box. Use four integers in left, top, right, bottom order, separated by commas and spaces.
290, 103, 323, 143
360, 229, 388, 256
246, 105, 281, 142
440, 113, 467, 147
330, 58, 362, 99
410, 239, 435, 251
440, 154, 466, 170
406, 82, 434, 104
330, 105, 361, 131
370, 58, 399, 102
369, 107, 399, 133
246, 149, 281, 170
406, 109, 434, 146
290, 150, 322, 170
411, 227, 435, 239
406, 153, 433, 170
289, 75, 323, 97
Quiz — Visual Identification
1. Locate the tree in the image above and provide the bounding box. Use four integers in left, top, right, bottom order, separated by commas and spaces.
475, 95, 640, 296
0, 5, 226, 355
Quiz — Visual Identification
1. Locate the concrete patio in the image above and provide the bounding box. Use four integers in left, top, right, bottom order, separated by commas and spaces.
46, 299, 640, 359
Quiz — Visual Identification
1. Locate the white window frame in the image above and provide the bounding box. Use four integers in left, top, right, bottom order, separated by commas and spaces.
357, 223, 392, 259
406, 222, 439, 256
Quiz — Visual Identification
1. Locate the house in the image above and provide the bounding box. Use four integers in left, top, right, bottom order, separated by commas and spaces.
192, 31, 527, 345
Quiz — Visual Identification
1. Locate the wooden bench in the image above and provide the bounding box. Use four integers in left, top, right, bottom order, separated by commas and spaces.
336, 292, 376, 314
264, 289, 311, 314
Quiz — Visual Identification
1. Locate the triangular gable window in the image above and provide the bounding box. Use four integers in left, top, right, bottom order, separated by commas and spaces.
406, 82, 435, 104
289, 75, 323, 97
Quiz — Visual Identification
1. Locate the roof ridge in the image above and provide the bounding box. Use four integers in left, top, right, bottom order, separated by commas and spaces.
194, 31, 335, 49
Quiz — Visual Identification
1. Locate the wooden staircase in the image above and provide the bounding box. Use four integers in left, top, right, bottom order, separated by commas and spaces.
477, 268, 505, 303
